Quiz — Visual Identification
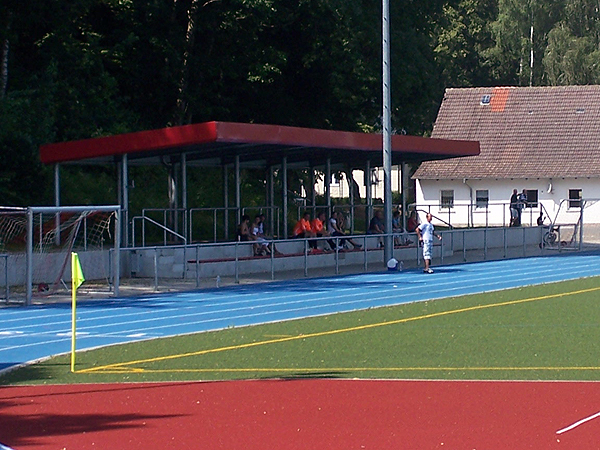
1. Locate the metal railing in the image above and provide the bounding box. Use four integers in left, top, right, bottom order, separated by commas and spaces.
410, 201, 557, 229
131, 215, 187, 247
117, 224, 574, 291
4, 222, 598, 302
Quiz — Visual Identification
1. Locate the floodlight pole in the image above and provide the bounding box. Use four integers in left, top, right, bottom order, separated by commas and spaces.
382, 0, 393, 262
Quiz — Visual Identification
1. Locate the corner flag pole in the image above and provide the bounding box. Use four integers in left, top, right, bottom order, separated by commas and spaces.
71, 252, 85, 373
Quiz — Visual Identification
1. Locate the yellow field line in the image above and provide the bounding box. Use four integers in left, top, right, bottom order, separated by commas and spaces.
78, 285, 600, 374
84, 366, 600, 374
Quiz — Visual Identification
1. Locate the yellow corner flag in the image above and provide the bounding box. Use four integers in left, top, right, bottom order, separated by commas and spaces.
71, 252, 85, 372
72, 252, 85, 290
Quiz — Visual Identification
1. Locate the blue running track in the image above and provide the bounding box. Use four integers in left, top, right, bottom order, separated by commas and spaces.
2, 253, 600, 372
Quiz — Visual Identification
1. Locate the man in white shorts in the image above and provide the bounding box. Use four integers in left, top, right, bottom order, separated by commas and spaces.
416, 213, 442, 273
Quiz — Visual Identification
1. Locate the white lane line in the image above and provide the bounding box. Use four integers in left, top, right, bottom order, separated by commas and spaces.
556, 410, 600, 435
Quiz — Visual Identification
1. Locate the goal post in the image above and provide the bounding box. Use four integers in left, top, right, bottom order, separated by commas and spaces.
15, 205, 121, 305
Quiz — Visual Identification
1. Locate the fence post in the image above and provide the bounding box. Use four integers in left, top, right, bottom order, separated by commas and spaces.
195, 245, 200, 288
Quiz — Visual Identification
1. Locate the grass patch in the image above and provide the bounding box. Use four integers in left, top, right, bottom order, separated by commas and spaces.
3, 277, 600, 385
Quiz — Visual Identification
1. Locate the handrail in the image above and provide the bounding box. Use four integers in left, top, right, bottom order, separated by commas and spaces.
131, 215, 187, 247
413, 208, 453, 229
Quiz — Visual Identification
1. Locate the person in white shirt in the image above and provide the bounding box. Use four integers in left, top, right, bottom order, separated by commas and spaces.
328, 211, 362, 250
416, 213, 442, 273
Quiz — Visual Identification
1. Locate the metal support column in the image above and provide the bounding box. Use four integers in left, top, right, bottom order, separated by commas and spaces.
325, 158, 331, 215
310, 164, 316, 216
223, 163, 229, 239
121, 154, 129, 248
235, 155, 241, 224
401, 161, 408, 230
382, 0, 393, 262
25, 208, 33, 306
348, 170, 355, 234
365, 160, 372, 232
181, 153, 188, 240
54, 164, 61, 246
282, 157, 288, 238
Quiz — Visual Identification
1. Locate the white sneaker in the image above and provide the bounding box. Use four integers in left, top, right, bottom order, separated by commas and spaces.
424, 268, 434, 274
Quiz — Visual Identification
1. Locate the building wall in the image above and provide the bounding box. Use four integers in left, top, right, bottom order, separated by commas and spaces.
415, 178, 600, 226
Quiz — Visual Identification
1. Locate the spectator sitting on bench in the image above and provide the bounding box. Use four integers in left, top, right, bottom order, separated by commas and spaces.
367, 209, 385, 248
329, 211, 362, 250
252, 214, 281, 256
311, 211, 332, 251
237, 215, 252, 242
292, 212, 318, 251
406, 210, 419, 232
392, 210, 412, 247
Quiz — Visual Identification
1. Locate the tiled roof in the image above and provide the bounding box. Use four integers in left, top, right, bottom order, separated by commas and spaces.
413, 85, 600, 180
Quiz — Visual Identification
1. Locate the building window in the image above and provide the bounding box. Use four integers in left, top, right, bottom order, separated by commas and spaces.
524, 189, 538, 208
569, 189, 582, 208
441, 190, 454, 209
475, 190, 489, 208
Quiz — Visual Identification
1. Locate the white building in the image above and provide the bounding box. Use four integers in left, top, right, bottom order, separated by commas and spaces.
315, 166, 405, 200
413, 86, 600, 227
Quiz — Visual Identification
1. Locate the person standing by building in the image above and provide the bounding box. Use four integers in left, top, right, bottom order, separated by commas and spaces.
416, 213, 442, 274
516, 189, 528, 225
509, 189, 519, 227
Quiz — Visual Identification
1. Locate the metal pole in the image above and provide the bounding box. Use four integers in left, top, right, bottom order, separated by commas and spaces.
282, 157, 288, 238
113, 208, 121, 296
310, 164, 316, 217
122, 154, 129, 248
26, 208, 33, 305
325, 158, 331, 215
365, 160, 372, 232
223, 163, 229, 239
269, 166, 276, 237
181, 153, 188, 241
235, 155, 241, 224
54, 164, 61, 246
382, 0, 393, 263
401, 161, 407, 230
349, 170, 355, 234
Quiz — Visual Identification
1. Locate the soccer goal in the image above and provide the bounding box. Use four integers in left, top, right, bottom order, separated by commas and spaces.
0, 205, 121, 305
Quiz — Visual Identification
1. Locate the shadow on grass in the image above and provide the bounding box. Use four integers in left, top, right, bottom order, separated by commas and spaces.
0, 362, 62, 386
262, 370, 348, 380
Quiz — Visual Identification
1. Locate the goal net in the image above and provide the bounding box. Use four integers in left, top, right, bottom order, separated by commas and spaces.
0, 206, 120, 304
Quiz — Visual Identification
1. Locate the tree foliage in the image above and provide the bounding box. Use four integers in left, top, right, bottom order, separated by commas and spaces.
3, 0, 600, 206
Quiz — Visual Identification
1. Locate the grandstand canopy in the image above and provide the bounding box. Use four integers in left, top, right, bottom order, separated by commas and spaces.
40, 121, 479, 169
39, 121, 479, 242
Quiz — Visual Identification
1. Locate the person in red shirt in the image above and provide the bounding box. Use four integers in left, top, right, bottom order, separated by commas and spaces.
292, 212, 314, 238
310, 211, 332, 250
293, 211, 321, 251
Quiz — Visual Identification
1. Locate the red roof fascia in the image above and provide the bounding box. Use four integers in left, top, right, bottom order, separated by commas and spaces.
39, 121, 479, 164
40, 122, 219, 164
215, 122, 479, 156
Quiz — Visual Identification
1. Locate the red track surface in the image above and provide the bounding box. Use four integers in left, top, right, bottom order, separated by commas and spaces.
2, 379, 600, 449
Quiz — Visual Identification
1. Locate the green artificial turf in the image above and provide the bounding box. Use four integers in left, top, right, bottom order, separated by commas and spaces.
3, 276, 600, 385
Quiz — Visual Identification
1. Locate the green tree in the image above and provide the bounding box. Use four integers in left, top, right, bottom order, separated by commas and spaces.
543, 0, 600, 85
486, 0, 565, 86
434, 0, 498, 87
